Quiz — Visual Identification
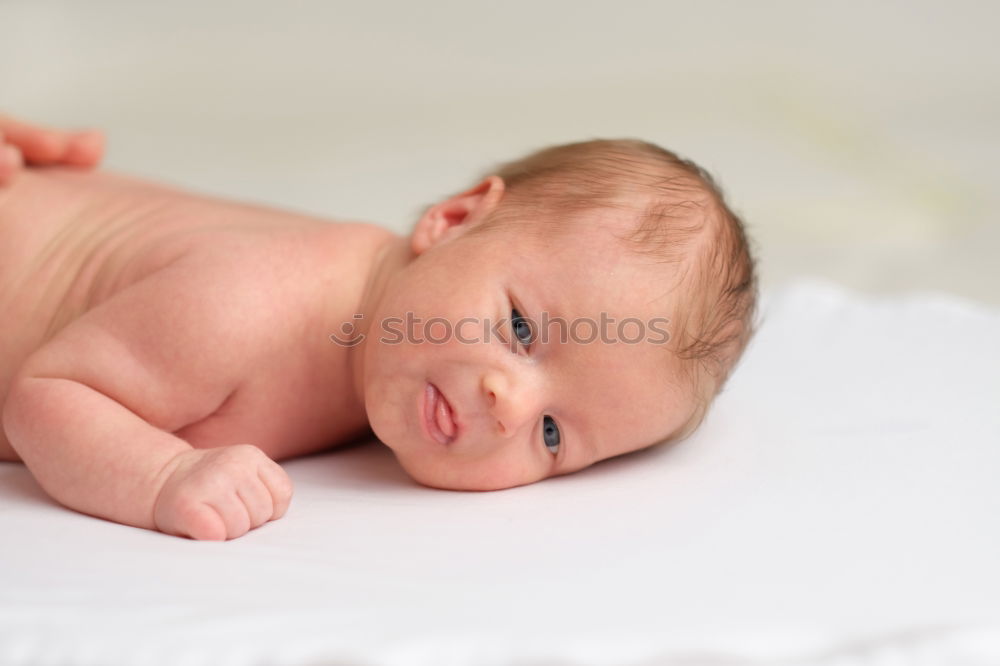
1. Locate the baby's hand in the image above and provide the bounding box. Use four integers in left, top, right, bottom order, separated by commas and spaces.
0, 113, 105, 185
153, 444, 293, 541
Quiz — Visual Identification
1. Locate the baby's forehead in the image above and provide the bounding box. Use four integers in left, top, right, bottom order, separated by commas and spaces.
512, 209, 679, 320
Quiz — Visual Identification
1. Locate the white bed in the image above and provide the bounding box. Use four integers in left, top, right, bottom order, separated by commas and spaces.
3, 278, 998, 666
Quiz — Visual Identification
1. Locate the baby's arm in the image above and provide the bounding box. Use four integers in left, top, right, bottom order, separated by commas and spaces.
2, 256, 292, 540
0, 113, 104, 185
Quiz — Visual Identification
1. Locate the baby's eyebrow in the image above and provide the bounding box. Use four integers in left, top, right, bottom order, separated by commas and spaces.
532, 300, 570, 346
557, 413, 597, 475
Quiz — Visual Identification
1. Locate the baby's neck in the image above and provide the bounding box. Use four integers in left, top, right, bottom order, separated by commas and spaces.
346, 234, 414, 408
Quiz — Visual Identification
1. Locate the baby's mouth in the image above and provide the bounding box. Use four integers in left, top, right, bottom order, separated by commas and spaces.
424, 383, 458, 445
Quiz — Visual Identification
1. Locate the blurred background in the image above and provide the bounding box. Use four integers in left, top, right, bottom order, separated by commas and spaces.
2, 0, 997, 305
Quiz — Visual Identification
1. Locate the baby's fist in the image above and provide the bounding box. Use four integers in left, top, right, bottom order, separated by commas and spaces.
153, 444, 293, 541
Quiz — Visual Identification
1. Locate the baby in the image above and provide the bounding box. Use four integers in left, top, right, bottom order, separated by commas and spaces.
0, 114, 757, 541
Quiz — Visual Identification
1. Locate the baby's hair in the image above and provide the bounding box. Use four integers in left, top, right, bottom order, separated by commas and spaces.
464, 139, 759, 443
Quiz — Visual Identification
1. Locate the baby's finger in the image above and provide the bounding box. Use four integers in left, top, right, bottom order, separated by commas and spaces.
207, 492, 252, 540
166, 500, 227, 541
237, 478, 274, 528
1, 118, 69, 164
63, 130, 105, 167
257, 463, 293, 520
0, 144, 24, 185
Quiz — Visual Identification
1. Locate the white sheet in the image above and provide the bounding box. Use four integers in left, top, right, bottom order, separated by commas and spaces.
2, 278, 999, 666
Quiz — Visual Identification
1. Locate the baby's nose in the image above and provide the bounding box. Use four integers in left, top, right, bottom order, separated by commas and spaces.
481, 371, 538, 438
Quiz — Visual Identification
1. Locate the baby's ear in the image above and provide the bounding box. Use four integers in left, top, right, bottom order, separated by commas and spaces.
410, 175, 505, 255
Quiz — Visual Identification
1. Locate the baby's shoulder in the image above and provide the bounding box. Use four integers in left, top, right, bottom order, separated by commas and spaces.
167, 218, 390, 330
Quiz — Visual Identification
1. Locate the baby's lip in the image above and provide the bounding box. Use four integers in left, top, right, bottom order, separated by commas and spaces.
423, 383, 459, 445
436, 385, 459, 439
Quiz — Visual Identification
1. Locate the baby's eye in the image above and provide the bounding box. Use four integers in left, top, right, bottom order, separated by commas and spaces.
510, 308, 533, 348
542, 415, 560, 455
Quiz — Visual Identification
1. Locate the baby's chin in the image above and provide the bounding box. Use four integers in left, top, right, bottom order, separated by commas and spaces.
388, 447, 543, 493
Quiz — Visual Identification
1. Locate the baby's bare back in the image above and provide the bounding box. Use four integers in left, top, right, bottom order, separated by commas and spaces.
0, 168, 382, 462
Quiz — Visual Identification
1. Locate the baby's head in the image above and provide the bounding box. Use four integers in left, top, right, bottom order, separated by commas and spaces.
357, 139, 757, 490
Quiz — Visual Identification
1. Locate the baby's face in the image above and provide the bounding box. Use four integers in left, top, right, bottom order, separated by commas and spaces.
361, 204, 696, 491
